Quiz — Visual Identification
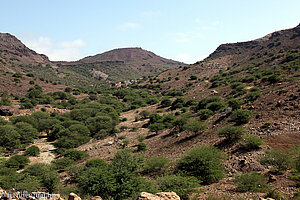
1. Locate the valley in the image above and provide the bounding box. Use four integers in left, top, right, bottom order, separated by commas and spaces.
0, 23, 299, 200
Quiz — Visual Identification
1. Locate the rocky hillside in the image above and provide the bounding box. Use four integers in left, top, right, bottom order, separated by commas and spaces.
0, 24, 299, 200
80, 47, 182, 65
0, 33, 66, 95
0, 33, 50, 71
57, 47, 184, 82
0, 34, 184, 88
152, 23, 300, 94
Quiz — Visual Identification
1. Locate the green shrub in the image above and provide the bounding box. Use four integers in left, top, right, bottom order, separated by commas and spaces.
137, 142, 147, 152
260, 150, 293, 171
245, 87, 261, 102
139, 110, 150, 119
160, 97, 172, 107
137, 135, 146, 142
171, 98, 185, 110
262, 121, 272, 129
190, 75, 198, 80
217, 125, 246, 142
148, 123, 165, 134
122, 140, 130, 147
22, 163, 59, 193
264, 190, 286, 200
184, 120, 207, 135
12, 72, 22, 78
198, 109, 214, 120
206, 101, 226, 112
227, 98, 244, 110
0, 125, 21, 150
240, 134, 264, 150
5, 155, 30, 169
143, 157, 170, 174
176, 145, 226, 184
118, 135, 126, 140
197, 97, 222, 110
23, 146, 40, 157
85, 158, 107, 168
230, 82, 246, 96
158, 175, 201, 199
234, 172, 268, 192
230, 109, 252, 125
63, 149, 88, 161
51, 157, 74, 171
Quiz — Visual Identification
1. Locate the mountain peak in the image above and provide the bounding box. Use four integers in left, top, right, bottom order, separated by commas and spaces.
80, 47, 184, 65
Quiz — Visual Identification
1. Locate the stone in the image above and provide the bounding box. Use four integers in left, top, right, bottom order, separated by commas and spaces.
0, 106, 13, 116
268, 174, 277, 183
68, 193, 81, 200
137, 192, 180, 200
90, 196, 103, 200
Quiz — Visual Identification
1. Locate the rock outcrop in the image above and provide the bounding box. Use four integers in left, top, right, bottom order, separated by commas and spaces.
68, 193, 81, 200
137, 192, 180, 200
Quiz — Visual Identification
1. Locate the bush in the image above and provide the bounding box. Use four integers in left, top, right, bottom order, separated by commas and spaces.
23, 146, 40, 157
160, 97, 172, 107
197, 97, 222, 111
176, 145, 225, 184
184, 120, 207, 135
22, 163, 59, 193
5, 155, 30, 169
198, 109, 214, 120
85, 158, 107, 168
63, 149, 88, 161
143, 157, 170, 174
245, 87, 261, 102
137, 135, 146, 142
137, 142, 147, 152
139, 110, 150, 119
190, 75, 198, 80
234, 172, 268, 192
262, 121, 272, 129
0, 125, 21, 150
148, 123, 165, 134
158, 175, 201, 199
206, 101, 226, 112
171, 98, 185, 110
227, 98, 244, 110
260, 150, 293, 171
240, 134, 264, 150
217, 125, 246, 142
230, 82, 246, 96
230, 109, 252, 125
118, 135, 126, 140
51, 158, 74, 171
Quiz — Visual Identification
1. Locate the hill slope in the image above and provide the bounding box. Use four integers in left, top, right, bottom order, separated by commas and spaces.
57, 47, 184, 82
0, 34, 183, 90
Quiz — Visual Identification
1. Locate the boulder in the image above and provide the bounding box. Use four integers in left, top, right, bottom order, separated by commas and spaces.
68, 193, 81, 200
0, 106, 13, 116
90, 196, 102, 200
137, 192, 180, 200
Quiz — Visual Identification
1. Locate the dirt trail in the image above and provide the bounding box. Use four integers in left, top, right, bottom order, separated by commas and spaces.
29, 138, 56, 164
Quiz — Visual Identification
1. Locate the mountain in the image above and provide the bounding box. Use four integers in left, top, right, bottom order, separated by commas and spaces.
153, 23, 300, 94
57, 47, 184, 82
207, 23, 300, 62
0, 33, 184, 90
80, 47, 182, 65
0, 33, 66, 94
0, 33, 50, 69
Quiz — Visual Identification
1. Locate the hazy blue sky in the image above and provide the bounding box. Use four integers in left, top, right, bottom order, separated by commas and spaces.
1, 0, 300, 63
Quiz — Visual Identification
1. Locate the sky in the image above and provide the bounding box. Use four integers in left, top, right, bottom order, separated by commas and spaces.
1, 0, 300, 64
